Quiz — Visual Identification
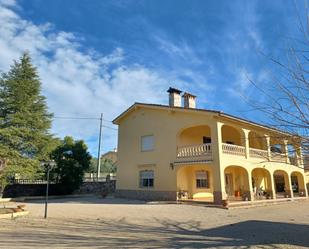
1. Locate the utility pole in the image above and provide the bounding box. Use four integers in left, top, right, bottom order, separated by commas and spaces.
97, 113, 103, 179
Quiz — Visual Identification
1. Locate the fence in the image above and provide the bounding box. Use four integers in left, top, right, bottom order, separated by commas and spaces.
9, 174, 116, 184
9, 179, 51, 184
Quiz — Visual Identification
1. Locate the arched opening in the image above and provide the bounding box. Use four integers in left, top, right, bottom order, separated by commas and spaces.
291, 171, 307, 197
249, 132, 267, 150
287, 144, 298, 166
269, 136, 288, 163
221, 125, 242, 146
176, 125, 212, 159
224, 166, 250, 201
248, 132, 268, 159
177, 125, 211, 147
273, 170, 291, 198
176, 165, 214, 201
251, 168, 273, 200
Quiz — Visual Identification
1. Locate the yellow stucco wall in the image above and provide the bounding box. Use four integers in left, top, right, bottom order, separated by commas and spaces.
116, 106, 218, 192
176, 164, 214, 198
115, 104, 308, 200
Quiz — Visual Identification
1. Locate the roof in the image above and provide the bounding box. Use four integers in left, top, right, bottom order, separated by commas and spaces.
112, 102, 294, 136
167, 87, 182, 94
183, 92, 197, 98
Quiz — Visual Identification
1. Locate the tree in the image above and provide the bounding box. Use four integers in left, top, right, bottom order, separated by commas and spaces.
51, 136, 91, 194
245, 7, 309, 157
88, 157, 116, 174
101, 158, 117, 173
0, 53, 55, 187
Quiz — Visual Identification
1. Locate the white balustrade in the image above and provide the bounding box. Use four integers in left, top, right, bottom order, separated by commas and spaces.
177, 143, 212, 158
222, 143, 245, 156
176, 141, 300, 167
271, 152, 286, 163
289, 156, 297, 166
249, 148, 268, 159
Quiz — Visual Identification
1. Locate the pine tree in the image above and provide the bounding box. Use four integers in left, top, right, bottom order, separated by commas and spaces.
0, 53, 55, 185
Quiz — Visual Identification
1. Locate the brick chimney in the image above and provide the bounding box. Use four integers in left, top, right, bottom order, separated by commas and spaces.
167, 87, 182, 107
183, 92, 196, 108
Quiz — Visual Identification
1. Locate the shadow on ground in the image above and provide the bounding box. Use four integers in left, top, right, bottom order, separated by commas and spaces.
0, 218, 308, 248
24, 196, 147, 205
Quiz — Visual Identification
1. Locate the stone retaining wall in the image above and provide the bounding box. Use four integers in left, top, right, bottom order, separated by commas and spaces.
74, 180, 115, 195
2, 180, 116, 198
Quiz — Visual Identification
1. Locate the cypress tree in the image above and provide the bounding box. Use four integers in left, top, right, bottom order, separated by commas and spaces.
0, 53, 55, 185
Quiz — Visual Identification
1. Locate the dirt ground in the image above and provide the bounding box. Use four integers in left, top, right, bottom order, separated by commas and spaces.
0, 196, 309, 248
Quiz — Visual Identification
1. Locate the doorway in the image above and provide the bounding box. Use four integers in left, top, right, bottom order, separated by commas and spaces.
225, 173, 233, 196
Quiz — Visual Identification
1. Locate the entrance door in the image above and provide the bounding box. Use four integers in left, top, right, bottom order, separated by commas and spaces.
225, 173, 233, 196
274, 174, 285, 192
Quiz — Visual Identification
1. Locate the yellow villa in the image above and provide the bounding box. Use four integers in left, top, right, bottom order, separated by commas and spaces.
113, 87, 308, 204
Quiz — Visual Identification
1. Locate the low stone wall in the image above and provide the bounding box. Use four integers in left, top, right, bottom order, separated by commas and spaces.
2, 180, 116, 198
73, 180, 116, 195
115, 189, 177, 201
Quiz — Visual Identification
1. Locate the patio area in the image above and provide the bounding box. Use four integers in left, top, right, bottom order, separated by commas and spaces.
0, 196, 309, 248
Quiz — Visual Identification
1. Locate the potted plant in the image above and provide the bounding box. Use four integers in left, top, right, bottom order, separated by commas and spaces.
222, 199, 228, 207
242, 193, 249, 201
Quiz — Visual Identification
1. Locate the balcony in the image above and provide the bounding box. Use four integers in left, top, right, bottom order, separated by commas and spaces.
175, 142, 299, 166
222, 143, 245, 156
249, 148, 268, 159
176, 143, 212, 163
176, 124, 302, 166
271, 152, 287, 163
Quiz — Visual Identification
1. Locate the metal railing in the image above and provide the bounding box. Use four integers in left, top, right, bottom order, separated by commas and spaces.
9, 175, 116, 185
9, 179, 51, 184
83, 175, 116, 182
177, 143, 212, 158
222, 143, 245, 156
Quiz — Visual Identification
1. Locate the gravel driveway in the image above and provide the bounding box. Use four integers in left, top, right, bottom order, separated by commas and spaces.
0, 196, 308, 248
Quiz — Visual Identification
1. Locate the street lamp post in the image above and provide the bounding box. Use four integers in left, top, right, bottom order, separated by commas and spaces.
43, 160, 55, 219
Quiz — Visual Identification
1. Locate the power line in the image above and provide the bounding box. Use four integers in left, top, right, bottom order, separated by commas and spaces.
53, 116, 114, 123
102, 125, 118, 131
53, 116, 100, 120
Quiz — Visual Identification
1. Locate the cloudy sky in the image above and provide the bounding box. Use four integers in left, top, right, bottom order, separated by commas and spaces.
0, 0, 306, 155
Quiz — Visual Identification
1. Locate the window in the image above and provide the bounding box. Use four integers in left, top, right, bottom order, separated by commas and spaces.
141, 135, 154, 151
203, 136, 211, 144
196, 170, 209, 188
139, 170, 154, 188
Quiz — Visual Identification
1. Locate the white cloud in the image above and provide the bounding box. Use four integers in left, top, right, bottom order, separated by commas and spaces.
155, 36, 202, 65
0, 0, 16, 7
227, 67, 252, 97
227, 67, 270, 102
0, 1, 180, 154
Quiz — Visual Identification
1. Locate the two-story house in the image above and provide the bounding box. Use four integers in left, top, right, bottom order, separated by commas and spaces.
113, 88, 308, 204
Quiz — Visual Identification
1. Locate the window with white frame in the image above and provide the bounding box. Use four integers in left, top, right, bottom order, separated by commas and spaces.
139, 170, 154, 188
196, 170, 209, 188
141, 135, 154, 151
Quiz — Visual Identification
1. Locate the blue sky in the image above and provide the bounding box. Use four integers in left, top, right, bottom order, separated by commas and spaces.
0, 0, 306, 155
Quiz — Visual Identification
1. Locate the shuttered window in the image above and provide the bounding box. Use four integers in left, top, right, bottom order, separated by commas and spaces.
141, 135, 154, 151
